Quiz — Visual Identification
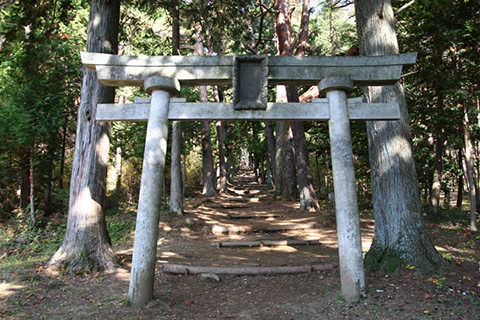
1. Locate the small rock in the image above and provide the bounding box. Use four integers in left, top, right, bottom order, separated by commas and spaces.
200, 273, 221, 282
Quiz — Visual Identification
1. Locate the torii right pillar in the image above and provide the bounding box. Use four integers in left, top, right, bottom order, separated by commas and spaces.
319, 77, 365, 302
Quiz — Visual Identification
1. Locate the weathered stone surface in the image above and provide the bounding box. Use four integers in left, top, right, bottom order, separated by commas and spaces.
319, 77, 354, 93
233, 56, 268, 110
128, 81, 171, 306
81, 52, 417, 87
144, 76, 180, 95
323, 78, 365, 303
97, 99, 400, 121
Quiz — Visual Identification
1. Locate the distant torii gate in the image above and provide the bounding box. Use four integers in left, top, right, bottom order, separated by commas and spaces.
82, 52, 417, 306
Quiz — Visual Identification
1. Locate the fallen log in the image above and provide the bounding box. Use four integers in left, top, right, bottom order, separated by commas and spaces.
211, 239, 321, 248
162, 263, 336, 275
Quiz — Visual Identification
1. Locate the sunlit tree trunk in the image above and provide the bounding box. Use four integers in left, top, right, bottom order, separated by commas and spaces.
355, 0, 442, 271
49, 0, 119, 271
275, 86, 296, 199
275, 0, 318, 209
462, 104, 478, 231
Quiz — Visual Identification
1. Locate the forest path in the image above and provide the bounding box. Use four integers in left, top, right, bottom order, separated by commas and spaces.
3, 172, 479, 320
151, 170, 375, 271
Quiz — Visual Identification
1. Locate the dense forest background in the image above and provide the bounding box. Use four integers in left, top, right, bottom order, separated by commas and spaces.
0, 0, 478, 256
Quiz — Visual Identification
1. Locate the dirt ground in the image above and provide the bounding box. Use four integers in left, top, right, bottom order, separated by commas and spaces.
1, 173, 479, 319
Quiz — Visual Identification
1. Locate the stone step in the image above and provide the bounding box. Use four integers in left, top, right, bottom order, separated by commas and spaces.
211, 222, 318, 235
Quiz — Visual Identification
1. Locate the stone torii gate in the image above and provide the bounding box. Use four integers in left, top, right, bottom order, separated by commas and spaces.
81, 52, 417, 306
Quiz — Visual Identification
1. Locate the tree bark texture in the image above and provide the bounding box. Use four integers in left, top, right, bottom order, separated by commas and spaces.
275, 86, 296, 199
170, 121, 183, 215
194, 21, 216, 196
355, 0, 442, 271
265, 121, 276, 186
169, 0, 183, 214
19, 147, 31, 210
171, 0, 180, 56
274, 0, 294, 197
462, 104, 478, 231
456, 150, 464, 208
275, 0, 318, 209
216, 120, 227, 193
203, 16, 227, 194
49, 0, 119, 271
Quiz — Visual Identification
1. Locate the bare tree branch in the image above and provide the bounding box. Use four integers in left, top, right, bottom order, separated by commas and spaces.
395, 0, 415, 14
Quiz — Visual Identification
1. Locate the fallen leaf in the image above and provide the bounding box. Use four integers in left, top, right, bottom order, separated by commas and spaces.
184, 300, 194, 306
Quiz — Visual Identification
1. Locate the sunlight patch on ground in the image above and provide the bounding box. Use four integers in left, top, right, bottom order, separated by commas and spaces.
110, 268, 130, 282
160, 251, 182, 258
255, 246, 298, 253
0, 281, 24, 299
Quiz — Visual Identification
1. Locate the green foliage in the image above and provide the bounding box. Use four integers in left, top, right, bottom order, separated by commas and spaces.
0, 0, 87, 216
397, 0, 480, 203
0, 214, 66, 257
309, 2, 357, 55
106, 218, 136, 246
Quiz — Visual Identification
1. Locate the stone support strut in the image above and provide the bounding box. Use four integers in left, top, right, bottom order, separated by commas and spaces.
319, 77, 365, 302
128, 76, 180, 306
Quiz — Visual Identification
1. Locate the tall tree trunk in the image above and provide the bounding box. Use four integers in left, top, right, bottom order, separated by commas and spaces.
275, 86, 296, 199
171, 0, 180, 56
327, 0, 336, 55
202, 13, 227, 193
194, 21, 216, 196
49, 0, 119, 272
114, 146, 122, 192
216, 120, 227, 192
314, 151, 323, 196
170, 121, 183, 214
19, 147, 31, 210
456, 149, 464, 208
59, 123, 67, 189
265, 121, 276, 186
29, 152, 35, 226
275, 0, 318, 210
355, 0, 442, 271
169, 0, 183, 214
462, 104, 478, 231
431, 133, 445, 212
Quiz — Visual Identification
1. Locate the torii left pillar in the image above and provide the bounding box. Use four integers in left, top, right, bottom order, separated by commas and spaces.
128, 76, 180, 306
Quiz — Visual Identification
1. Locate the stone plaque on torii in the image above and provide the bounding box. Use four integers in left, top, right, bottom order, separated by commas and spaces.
81, 52, 417, 306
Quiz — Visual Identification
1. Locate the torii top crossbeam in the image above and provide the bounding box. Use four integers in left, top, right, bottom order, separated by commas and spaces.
82, 52, 416, 87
